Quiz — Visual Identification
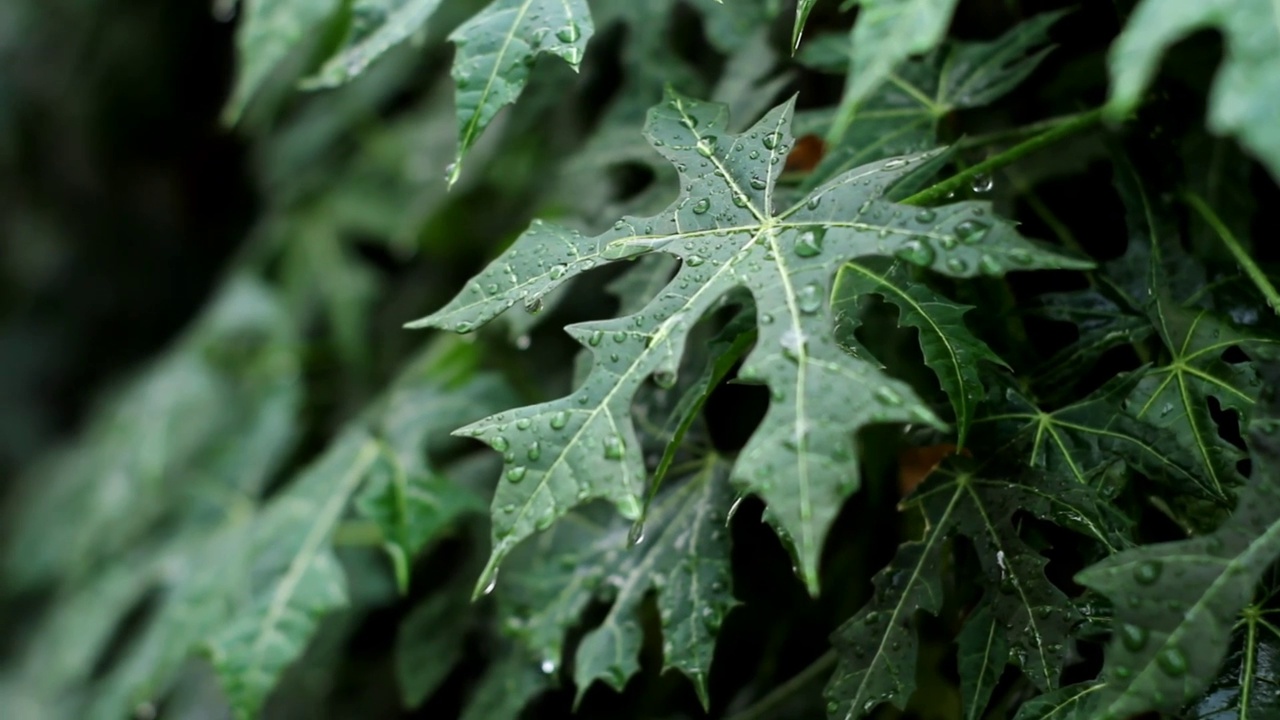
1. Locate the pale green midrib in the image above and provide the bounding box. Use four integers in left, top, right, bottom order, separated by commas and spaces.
459, 0, 536, 149
1101, 512, 1280, 716
964, 482, 1054, 688
842, 482, 963, 720
968, 618, 999, 720
245, 440, 379, 675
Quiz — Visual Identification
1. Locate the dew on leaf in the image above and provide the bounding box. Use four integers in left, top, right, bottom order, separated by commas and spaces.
1156, 646, 1188, 676
491, 436, 510, 452
692, 198, 711, 214
794, 229, 825, 258
549, 411, 569, 430
946, 257, 969, 273
762, 131, 782, 149
696, 136, 718, 157
914, 208, 936, 223
506, 466, 527, 483
686, 255, 706, 267
749, 176, 767, 190
653, 370, 677, 388
555, 23, 580, 43
526, 442, 541, 461
797, 283, 824, 314
603, 435, 625, 460
1133, 560, 1162, 584
1119, 623, 1148, 651
455, 321, 474, 334
895, 239, 936, 266
954, 219, 989, 244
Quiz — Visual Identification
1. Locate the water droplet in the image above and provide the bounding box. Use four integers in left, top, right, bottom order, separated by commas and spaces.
555, 23, 580, 43
1119, 623, 1148, 652
807, 195, 822, 210
527, 442, 541, 461
914, 208, 936, 223
482, 573, 498, 595
1113, 665, 1132, 679
484, 282, 499, 294
794, 228, 825, 257
979, 254, 1002, 274
506, 466, 527, 483
541, 658, 557, 674
1156, 646, 1188, 676
628, 520, 646, 546
864, 611, 881, 625
759, 313, 774, 325
1008, 248, 1034, 265
780, 328, 807, 361
732, 193, 748, 207
971, 173, 993, 193
491, 436, 510, 452
762, 132, 782, 149
955, 219, 989, 244
454, 321, 474, 334
550, 411, 569, 430
653, 370, 677, 388
603, 435, 626, 460
692, 198, 711, 214
1133, 560, 1162, 585
895, 239, 936, 266
613, 331, 628, 343
588, 330, 603, 346
749, 176, 767, 190
946, 257, 969, 273
686, 255, 705, 267
696, 136, 718, 158
549, 264, 567, 279
827, 701, 839, 714
797, 283, 824, 314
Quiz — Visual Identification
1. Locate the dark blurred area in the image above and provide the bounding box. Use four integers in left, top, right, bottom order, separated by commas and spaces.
0, 1, 249, 480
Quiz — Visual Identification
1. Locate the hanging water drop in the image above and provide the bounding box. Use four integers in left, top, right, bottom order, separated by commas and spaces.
628, 519, 646, 546
971, 172, 994, 193
481, 573, 498, 596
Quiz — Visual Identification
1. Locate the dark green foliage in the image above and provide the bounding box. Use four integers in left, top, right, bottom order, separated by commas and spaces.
3, 1, 1280, 719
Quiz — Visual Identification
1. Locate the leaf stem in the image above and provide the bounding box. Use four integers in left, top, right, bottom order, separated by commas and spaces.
726, 650, 836, 720
900, 107, 1106, 207
1181, 190, 1280, 316
952, 110, 1099, 152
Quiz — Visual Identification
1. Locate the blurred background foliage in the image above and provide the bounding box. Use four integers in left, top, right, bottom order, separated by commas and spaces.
2, 0, 1279, 719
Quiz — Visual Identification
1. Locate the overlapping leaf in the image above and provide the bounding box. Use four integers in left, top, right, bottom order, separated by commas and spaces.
1108, 0, 1280, 181
1189, 578, 1280, 719
834, 258, 1006, 446
410, 90, 1088, 597
304, 0, 445, 89
825, 467, 1115, 719
497, 460, 736, 707
446, 0, 592, 184
225, 0, 342, 122
1069, 381, 1280, 719
801, 11, 1063, 188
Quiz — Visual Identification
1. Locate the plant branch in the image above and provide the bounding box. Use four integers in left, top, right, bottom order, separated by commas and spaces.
901, 107, 1107, 207
726, 650, 837, 720
1181, 191, 1280, 316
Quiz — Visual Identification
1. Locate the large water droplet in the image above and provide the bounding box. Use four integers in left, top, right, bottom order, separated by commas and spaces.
506, 466, 527, 483
603, 435, 626, 460
550, 411, 569, 430
686, 255, 706, 267
692, 198, 711, 214
971, 173, 993, 193
794, 228, 825, 257
526, 442, 541, 461
955, 219, 989, 244
895, 239, 936, 266
749, 176, 767, 190
541, 658, 557, 674
481, 572, 498, 595
797, 283, 824, 314
556, 23, 580, 43
1119, 623, 1148, 652
696, 136, 718, 158
1157, 646, 1188, 676
762, 132, 782, 149
1133, 560, 1162, 585
491, 436, 510, 452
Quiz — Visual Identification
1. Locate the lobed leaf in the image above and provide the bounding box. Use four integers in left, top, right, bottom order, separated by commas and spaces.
304, 0, 446, 89
446, 0, 592, 184
225, 0, 341, 122
411, 90, 1088, 598
1108, 0, 1280, 181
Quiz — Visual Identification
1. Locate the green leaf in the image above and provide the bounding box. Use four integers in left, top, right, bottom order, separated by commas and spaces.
1108, 0, 1280, 181
809, 10, 1064, 187
225, 0, 342, 123
446, 0, 592, 185
825, 467, 1108, 719
204, 431, 380, 719
834, 258, 1007, 447
826, 0, 960, 143
304, 0, 445, 89
395, 591, 472, 708
957, 602, 1009, 720
459, 647, 552, 720
793, 0, 820, 51
1071, 388, 1280, 718
497, 460, 736, 707
409, 90, 1089, 597
1189, 583, 1280, 719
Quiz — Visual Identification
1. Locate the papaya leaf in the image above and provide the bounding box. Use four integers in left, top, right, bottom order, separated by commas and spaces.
497, 459, 736, 707
805, 10, 1064, 188
1071, 383, 1280, 719
304, 0, 445, 89
446, 0, 592, 185
957, 602, 1008, 720
225, 0, 341, 123
395, 591, 472, 708
834, 258, 1007, 447
1108, 0, 1280, 182
1012, 682, 1105, 720
409, 90, 1090, 598
825, 467, 1110, 719
1188, 578, 1280, 719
